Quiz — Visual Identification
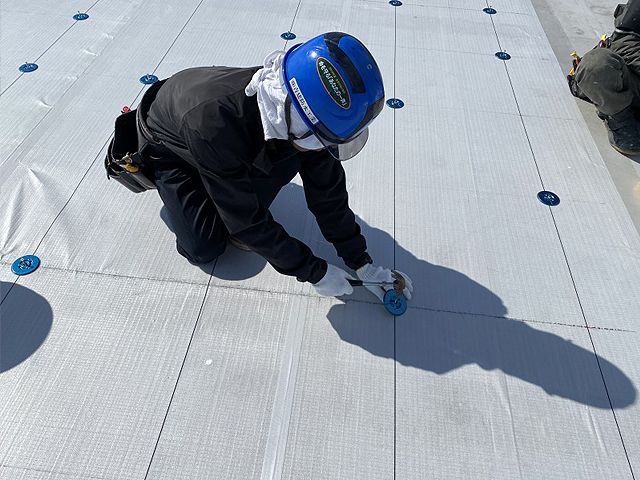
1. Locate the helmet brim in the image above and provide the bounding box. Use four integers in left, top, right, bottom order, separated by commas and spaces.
318, 128, 369, 161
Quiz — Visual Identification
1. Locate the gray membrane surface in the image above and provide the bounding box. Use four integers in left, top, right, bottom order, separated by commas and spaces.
0, 0, 638, 478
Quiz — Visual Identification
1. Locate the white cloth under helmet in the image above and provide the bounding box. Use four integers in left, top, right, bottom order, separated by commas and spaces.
245, 51, 324, 150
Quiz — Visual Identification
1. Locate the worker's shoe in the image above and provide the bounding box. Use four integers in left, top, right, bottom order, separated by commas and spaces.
598, 107, 640, 155
228, 236, 251, 251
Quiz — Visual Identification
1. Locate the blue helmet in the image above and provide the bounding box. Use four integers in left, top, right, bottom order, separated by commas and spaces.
282, 32, 385, 160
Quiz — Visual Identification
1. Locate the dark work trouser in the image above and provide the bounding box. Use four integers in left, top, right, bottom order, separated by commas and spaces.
148, 144, 303, 264
575, 47, 640, 116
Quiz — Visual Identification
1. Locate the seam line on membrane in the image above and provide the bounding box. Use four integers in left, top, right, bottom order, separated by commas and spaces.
283, 0, 303, 51
260, 296, 308, 480
2, 260, 634, 333
0, 0, 118, 186
149, 0, 207, 75
26, 0, 208, 281
127, 1, 254, 457
259, 3, 306, 479
0, 0, 103, 97
392, 5, 398, 480
143, 263, 216, 479
485, 5, 636, 478
0, 133, 113, 308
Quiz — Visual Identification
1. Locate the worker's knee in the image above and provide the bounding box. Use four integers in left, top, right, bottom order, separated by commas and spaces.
576, 48, 625, 85
176, 239, 225, 264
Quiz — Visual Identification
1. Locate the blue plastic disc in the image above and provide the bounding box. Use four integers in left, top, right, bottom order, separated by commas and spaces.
19, 63, 38, 73
495, 51, 511, 60
389, 0, 403, 6
139, 74, 158, 84
538, 191, 560, 206
483, 7, 497, 14
73, 12, 89, 20
11, 255, 41, 276
386, 98, 404, 109
384, 290, 407, 316
280, 32, 296, 40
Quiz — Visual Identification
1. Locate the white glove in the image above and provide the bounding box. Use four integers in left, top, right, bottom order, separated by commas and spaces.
312, 264, 355, 297
356, 264, 413, 302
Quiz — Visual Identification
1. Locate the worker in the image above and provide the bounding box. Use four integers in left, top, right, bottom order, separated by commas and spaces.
136, 32, 413, 302
573, 0, 640, 155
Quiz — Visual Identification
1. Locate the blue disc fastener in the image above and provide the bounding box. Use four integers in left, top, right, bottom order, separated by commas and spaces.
11, 255, 41, 276
19, 63, 38, 73
73, 12, 89, 20
483, 7, 497, 14
389, 0, 403, 6
140, 74, 158, 84
495, 51, 511, 60
538, 191, 560, 206
384, 290, 408, 316
281, 32, 296, 40
386, 98, 404, 109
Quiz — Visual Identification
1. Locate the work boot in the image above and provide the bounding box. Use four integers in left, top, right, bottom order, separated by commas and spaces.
598, 106, 640, 155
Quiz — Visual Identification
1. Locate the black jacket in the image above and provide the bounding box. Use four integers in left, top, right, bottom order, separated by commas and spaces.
615, 0, 640, 33
146, 66, 371, 283
612, 1, 640, 76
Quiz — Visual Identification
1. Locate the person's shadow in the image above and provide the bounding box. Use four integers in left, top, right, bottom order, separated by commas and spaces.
161, 180, 635, 409
275, 182, 637, 409
325, 216, 636, 410
0, 282, 53, 373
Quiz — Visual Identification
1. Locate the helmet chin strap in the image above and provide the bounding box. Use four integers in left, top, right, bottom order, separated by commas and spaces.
285, 96, 314, 142
283, 94, 368, 160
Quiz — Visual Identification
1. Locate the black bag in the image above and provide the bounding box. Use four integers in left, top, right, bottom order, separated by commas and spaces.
104, 79, 167, 193
104, 109, 156, 193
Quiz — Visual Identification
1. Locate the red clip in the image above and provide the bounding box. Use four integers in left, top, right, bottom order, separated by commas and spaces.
121, 106, 131, 114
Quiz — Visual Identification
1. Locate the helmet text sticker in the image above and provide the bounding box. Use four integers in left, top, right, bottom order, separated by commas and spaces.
289, 78, 320, 125
317, 57, 351, 109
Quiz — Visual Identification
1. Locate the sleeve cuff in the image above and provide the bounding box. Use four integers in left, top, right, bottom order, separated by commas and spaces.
304, 259, 328, 284
346, 252, 373, 272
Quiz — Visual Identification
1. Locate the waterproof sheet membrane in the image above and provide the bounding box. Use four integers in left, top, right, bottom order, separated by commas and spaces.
1, 0, 639, 479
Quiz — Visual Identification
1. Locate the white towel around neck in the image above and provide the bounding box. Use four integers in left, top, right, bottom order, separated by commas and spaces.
245, 50, 324, 150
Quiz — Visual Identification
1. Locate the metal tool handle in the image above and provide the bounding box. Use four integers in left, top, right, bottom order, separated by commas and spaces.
348, 280, 394, 287
349, 271, 407, 296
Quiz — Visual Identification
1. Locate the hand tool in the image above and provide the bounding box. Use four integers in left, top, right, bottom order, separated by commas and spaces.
348, 271, 408, 316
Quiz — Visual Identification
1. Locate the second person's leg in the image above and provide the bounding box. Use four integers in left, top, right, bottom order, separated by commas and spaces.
576, 48, 640, 154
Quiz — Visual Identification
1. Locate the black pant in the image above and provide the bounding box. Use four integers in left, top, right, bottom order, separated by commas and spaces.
148, 144, 302, 264
576, 47, 640, 116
